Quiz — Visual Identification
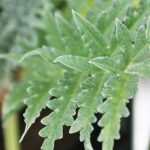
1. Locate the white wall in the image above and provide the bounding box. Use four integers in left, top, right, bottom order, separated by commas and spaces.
133, 78, 150, 150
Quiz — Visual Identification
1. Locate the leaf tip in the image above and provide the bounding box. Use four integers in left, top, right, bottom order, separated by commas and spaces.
88, 57, 99, 65
20, 50, 40, 63
53, 56, 62, 63
115, 18, 123, 30
71, 9, 76, 15
54, 12, 62, 22
19, 126, 29, 143
88, 59, 95, 64
72, 10, 80, 23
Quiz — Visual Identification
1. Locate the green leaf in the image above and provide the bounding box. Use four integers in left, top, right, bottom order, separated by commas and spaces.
72, 10, 109, 56
36, 46, 63, 63
54, 55, 99, 73
44, 13, 65, 51
116, 18, 132, 63
39, 71, 82, 150
96, 1, 128, 35
125, 59, 150, 78
89, 54, 125, 73
70, 73, 105, 150
20, 80, 52, 142
20, 50, 41, 62
89, 18, 148, 150
55, 13, 85, 56
131, 25, 147, 61
20, 46, 63, 63
98, 74, 137, 150
19, 55, 61, 140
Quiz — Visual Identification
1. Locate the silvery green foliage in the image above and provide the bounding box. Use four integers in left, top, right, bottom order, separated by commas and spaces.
2, 0, 150, 150
0, 0, 41, 52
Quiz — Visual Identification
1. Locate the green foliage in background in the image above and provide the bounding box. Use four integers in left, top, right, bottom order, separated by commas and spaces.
1, 0, 150, 150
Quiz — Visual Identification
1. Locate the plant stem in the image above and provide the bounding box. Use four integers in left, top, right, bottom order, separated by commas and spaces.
3, 114, 21, 150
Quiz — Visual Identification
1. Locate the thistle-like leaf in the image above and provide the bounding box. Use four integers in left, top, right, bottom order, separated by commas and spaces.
44, 13, 65, 51
96, 1, 128, 35
55, 13, 85, 56
89, 18, 149, 150
72, 10, 108, 56
124, 18, 150, 77
89, 54, 125, 73
131, 25, 147, 59
20, 57, 61, 141
116, 19, 132, 63
69, 74, 104, 150
20, 80, 53, 141
98, 74, 137, 150
54, 55, 99, 73
39, 71, 82, 150
125, 59, 150, 78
